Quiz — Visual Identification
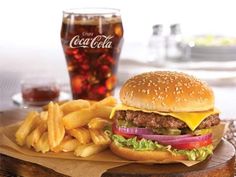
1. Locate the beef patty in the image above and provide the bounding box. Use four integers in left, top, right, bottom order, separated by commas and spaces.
114, 110, 220, 129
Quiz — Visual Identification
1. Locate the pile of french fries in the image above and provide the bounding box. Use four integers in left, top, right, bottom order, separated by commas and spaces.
15, 96, 116, 157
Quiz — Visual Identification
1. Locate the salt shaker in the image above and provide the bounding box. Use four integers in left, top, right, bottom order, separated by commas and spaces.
147, 24, 166, 66
166, 24, 183, 61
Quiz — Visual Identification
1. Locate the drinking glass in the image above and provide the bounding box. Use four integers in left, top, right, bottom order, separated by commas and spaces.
60, 8, 124, 100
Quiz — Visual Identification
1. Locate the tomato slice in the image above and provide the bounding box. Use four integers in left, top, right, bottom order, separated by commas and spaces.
113, 128, 136, 138
172, 138, 212, 150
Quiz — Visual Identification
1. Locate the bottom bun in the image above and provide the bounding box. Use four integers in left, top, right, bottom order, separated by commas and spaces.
110, 142, 187, 161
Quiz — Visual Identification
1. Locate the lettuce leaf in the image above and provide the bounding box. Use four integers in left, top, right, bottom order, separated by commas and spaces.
112, 134, 213, 161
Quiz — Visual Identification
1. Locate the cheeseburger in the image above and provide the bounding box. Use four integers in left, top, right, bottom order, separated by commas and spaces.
110, 71, 220, 161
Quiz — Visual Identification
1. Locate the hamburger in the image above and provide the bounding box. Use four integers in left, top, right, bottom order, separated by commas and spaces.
110, 71, 220, 161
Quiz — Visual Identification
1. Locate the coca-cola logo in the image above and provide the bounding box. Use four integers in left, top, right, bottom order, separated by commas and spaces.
69, 33, 113, 48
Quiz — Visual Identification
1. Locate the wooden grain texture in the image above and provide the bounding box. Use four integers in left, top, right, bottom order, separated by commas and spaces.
0, 109, 235, 177
0, 154, 68, 177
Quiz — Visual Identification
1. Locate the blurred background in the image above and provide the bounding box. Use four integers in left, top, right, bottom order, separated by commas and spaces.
0, 0, 236, 119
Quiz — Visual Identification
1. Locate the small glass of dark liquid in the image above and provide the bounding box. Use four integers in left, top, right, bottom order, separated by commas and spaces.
21, 77, 60, 106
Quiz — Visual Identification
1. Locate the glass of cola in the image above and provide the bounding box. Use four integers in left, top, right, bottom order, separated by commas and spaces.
61, 8, 124, 100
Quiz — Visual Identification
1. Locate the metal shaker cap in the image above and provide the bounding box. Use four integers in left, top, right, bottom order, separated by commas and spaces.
152, 24, 163, 35
170, 24, 181, 35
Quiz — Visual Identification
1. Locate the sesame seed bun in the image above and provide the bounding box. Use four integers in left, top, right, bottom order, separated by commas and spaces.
110, 142, 187, 161
120, 71, 214, 112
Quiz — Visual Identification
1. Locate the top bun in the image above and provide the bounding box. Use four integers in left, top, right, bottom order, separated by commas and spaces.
120, 71, 214, 112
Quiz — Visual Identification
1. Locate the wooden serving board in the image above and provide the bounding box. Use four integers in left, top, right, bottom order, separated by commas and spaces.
0, 109, 235, 177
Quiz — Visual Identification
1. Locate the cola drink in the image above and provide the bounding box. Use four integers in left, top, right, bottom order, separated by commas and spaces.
61, 8, 124, 100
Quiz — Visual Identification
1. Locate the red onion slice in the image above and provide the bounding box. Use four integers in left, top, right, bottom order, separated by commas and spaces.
158, 134, 212, 145
116, 126, 154, 135
141, 134, 193, 141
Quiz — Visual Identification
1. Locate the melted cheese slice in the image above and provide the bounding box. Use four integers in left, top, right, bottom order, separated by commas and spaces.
110, 104, 220, 131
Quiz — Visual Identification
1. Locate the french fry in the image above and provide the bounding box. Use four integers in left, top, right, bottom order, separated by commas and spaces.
15, 111, 40, 146
60, 100, 90, 115
63, 108, 95, 129
52, 136, 79, 153
51, 135, 71, 152
68, 128, 91, 144
92, 105, 113, 119
60, 139, 79, 152
94, 96, 117, 107
87, 100, 97, 105
42, 100, 68, 111
15, 96, 117, 158
34, 132, 50, 153
89, 129, 111, 145
40, 111, 48, 121
74, 143, 108, 157
47, 102, 65, 149
88, 117, 112, 129
63, 97, 116, 129
26, 119, 47, 148
86, 96, 116, 107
